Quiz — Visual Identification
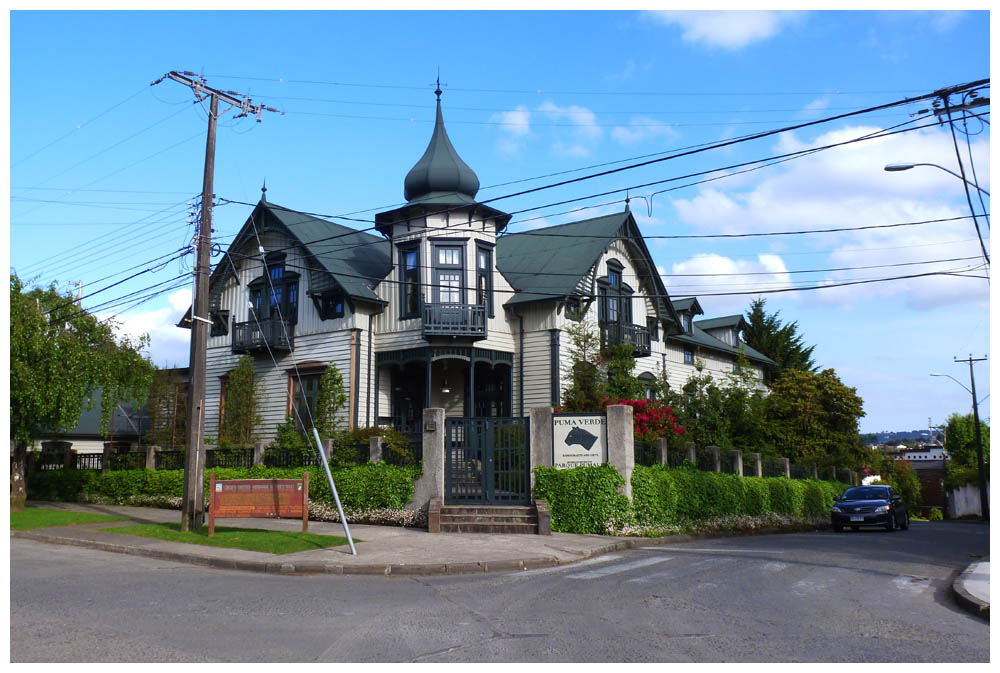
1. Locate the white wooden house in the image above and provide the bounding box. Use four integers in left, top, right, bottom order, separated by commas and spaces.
182, 92, 774, 443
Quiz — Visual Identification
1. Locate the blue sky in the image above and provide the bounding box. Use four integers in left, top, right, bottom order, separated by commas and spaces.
8, 10, 990, 433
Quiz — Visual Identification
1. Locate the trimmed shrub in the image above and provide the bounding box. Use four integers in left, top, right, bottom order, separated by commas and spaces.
27, 464, 420, 512
801, 480, 831, 517
767, 479, 796, 515
741, 477, 771, 515
533, 465, 630, 534
631, 465, 678, 527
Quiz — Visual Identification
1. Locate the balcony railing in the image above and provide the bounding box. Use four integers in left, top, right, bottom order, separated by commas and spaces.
600, 322, 651, 357
232, 318, 295, 354
422, 303, 487, 339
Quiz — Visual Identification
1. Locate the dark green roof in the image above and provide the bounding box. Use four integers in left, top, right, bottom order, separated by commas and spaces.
670, 324, 775, 366
671, 297, 704, 315
214, 200, 390, 305
497, 212, 628, 305
695, 315, 747, 331
403, 96, 480, 203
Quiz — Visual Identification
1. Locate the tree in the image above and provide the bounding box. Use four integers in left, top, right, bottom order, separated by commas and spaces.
603, 343, 644, 401
665, 362, 732, 450
943, 412, 990, 466
145, 367, 187, 449
721, 351, 771, 455
314, 364, 348, 442
10, 274, 154, 510
219, 355, 261, 447
743, 298, 817, 380
561, 320, 607, 412
763, 368, 866, 468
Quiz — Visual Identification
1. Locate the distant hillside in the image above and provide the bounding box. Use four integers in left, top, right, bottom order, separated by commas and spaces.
860, 429, 934, 445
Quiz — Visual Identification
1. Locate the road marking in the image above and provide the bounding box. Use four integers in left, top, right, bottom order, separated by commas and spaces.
626, 557, 729, 584
641, 547, 787, 554
893, 575, 932, 594
565, 556, 672, 580
514, 554, 624, 577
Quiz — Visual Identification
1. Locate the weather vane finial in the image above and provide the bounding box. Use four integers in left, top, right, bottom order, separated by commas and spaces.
261, 179, 267, 199
435, 69, 442, 100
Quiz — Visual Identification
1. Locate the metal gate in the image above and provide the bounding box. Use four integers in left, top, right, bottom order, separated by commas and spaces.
445, 417, 530, 505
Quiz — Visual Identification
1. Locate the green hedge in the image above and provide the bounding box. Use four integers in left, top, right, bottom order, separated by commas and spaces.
27, 464, 420, 511
532, 465, 630, 534
535, 463, 850, 533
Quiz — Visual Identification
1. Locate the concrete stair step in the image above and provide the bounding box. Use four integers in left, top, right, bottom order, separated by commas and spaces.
441, 506, 534, 515
440, 514, 537, 524
439, 522, 538, 534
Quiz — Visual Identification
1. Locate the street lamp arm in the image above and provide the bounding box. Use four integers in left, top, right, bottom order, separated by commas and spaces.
885, 162, 990, 196
929, 372, 972, 395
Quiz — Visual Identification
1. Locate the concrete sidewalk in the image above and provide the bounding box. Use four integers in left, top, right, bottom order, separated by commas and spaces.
952, 560, 990, 620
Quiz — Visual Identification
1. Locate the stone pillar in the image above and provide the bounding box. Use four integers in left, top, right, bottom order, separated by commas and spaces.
65, 449, 77, 470
779, 457, 790, 479
707, 445, 721, 472
655, 438, 668, 466
686, 441, 696, 465
129, 441, 140, 453
323, 439, 335, 463
731, 450, 743, 477
253, 440, 266, 467
101, 443, 112, 474
607, 404, 634, 500
407, 408, 445, 511
750, 452, 762, 477
145, 445, 160, 470
812, 464, 819, 480
529, 407, 553, 489
369, 436, 384, 463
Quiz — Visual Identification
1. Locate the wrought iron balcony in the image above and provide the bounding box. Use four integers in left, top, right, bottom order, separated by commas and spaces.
600, 322, 651, 357
232, 318, 295, 354
422, 303, 487, 340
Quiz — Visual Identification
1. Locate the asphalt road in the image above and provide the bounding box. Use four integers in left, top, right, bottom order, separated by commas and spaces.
10, 521, 989, 662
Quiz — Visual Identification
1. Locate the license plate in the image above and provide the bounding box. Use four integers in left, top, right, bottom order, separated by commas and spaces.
850, 516, 864, 522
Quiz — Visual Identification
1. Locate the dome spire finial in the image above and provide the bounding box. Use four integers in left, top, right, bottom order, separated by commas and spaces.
435, 70, 442, 100
261, 179, 267, 200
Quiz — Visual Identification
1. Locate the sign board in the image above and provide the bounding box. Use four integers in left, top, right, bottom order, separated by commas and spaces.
552, 414, 607, 469
208, 472, 309, 536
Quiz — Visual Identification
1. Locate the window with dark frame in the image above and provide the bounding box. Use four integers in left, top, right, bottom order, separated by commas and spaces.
684, 348, 694, 365
683, 313, 693, 334
210, 311, 230, 337
433, 244, 464, 305
290, 372, 323, 435
318, 294, 345, 320
399, 245, 420, 319
476, 245, 493, 316
647, 316, 659, 341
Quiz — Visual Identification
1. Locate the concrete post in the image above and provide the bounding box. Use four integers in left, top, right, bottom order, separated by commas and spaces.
749, 452, 763, 477
253, 440, 266, 467
323, 439, 335, 463
779, 457, 790, 479
529, 407, 553, 488
812, 464, 819, 480
369, 436, 384, 463
145, 445, 160, 470
65, 449, 77, 470
655, 438, 668, 466
407, 408, 445, 511
607, 404, 634, 500
731, 450, 743, 477
128, 441, 140, 453
707, 445, 721, 472
686, 441, 696, 465
101, 443, 112, 474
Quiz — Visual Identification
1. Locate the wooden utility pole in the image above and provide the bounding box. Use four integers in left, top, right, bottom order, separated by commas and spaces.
154, 71, 281, 531
955, 354, 989, 522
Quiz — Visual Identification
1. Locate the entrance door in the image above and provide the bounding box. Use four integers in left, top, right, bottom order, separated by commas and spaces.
444, 417, 530, 505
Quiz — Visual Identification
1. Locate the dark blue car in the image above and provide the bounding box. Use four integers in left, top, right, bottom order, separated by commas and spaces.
831, 485, 909, 532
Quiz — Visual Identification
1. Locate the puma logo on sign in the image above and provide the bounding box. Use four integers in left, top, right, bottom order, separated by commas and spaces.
565, 426, 598, 451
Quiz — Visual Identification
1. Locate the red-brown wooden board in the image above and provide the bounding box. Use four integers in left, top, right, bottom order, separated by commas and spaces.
208, 472, 309, 536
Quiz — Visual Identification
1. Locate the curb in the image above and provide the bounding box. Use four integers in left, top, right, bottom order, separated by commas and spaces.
13, 523, 827, 577
951, 563, 990, 620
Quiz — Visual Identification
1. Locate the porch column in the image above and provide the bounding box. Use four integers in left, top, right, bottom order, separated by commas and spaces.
407, 408, 445, 511
425, 349, 433, 411
469, 350, 475, 417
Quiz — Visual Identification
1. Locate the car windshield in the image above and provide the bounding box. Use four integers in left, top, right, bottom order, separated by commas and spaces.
841, 487, 888, 500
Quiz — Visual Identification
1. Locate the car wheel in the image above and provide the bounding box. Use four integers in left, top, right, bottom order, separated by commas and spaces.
900, 512, 909, 530
885, 512, 896, 531
833, 524, 843, 532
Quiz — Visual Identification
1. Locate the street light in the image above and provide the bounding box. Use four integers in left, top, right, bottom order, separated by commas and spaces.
930, 372, 971, 395
884, 162, 990, 196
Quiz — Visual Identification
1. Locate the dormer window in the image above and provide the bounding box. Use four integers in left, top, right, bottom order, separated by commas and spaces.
317, 294, 345, 320
683, 313, 693, 334
732, 327, 740, 345
210, 310, 230, 337
248, 252, 299, 324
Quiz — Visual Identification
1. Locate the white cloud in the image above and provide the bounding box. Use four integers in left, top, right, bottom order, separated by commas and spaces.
492, 105, 531, 137
663, 253, 793, 315
99, 289, 192, 369
645, 10, 805, 49
538, 101, 603, 157
667, 124, 990, 310
611, 116, 678, 145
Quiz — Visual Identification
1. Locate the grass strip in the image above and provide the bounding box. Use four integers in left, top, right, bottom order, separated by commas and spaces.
11, 508, 129, 530
98, 522, 355, 555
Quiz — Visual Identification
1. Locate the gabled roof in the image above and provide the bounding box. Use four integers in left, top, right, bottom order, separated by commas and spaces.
669, 322, 776, 367
695, 314, 748, 332
215, 199, 391, 305
671, 297, 704, 316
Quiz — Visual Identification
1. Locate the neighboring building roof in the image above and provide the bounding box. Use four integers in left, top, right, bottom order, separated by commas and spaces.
695, 314, 748, 331
669, 323, 776, 366
38, 388, 149, 440
403, 92, 480, 203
